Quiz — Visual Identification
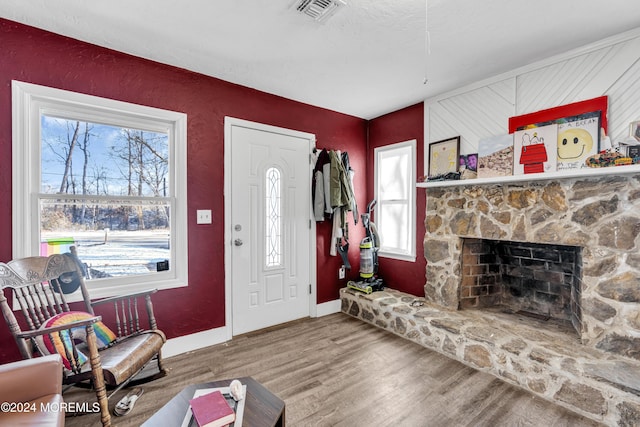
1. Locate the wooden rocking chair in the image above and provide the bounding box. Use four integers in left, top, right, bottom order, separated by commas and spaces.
0, 250, 167, 427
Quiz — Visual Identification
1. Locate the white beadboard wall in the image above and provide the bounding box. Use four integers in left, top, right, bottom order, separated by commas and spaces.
424, 27, 640, 171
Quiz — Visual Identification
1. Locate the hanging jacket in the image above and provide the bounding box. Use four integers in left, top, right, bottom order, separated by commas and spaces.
311, 149, 331, 221
341, 151, 358, 225
329, 150, 353, 211
313, 170, 324, 221
323, 162, 332, 214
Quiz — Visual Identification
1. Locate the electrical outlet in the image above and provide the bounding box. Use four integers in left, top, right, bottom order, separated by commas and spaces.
196, 209, 212, 224
338, 265, 346, 280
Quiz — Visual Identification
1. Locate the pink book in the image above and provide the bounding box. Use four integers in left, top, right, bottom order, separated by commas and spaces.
189, 390, 235, 427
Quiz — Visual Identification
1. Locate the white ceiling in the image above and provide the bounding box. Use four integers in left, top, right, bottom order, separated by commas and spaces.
2, 0, 640, 119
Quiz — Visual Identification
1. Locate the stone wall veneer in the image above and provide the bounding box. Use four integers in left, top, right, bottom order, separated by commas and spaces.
424, 174, 640, 359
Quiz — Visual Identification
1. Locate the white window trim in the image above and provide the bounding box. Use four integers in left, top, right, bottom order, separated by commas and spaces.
12, 80, 188, 301
374, 139, 417, 262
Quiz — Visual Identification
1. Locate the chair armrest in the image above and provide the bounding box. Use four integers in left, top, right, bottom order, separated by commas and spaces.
16, 316, 102, 340
90, 289, 158, 307
0, 354, 63, 403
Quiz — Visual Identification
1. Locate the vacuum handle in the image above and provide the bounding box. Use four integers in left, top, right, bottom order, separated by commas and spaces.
366, 199, 377, 214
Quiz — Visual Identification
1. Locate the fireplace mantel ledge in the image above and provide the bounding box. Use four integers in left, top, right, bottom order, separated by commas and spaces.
417, 163, 640, 188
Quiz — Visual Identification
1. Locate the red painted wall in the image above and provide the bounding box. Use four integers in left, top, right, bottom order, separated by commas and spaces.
367, 103, 426, 296
0, 18, 367, 363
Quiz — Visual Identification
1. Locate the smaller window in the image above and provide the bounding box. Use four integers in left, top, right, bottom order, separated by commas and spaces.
374, 140, 416, 261
265, 167, 282, 268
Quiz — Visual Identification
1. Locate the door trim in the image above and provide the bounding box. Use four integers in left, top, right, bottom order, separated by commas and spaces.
224, 117, 317, 340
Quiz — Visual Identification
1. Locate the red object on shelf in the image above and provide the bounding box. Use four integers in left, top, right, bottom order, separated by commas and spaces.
520, 142, 548, 174
508, 96, 608, 134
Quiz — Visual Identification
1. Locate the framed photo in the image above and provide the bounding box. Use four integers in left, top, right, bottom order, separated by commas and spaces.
459, 153, 478, 172
630, 120, 640, 142
428, 137, 460, 177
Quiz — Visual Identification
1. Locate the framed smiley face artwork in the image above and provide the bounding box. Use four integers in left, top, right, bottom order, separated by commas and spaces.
556, 111, 600, 172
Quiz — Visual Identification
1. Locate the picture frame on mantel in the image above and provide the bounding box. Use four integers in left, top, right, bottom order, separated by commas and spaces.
428, 136, 460, 177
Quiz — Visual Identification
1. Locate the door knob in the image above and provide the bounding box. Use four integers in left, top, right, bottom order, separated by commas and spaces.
234, 238, 243, 246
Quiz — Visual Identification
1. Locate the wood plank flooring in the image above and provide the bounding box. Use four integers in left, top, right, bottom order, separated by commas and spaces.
65, 313, 603, 426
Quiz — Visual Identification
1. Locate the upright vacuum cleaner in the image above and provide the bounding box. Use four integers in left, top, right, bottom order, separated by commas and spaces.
347, 200, 384, 294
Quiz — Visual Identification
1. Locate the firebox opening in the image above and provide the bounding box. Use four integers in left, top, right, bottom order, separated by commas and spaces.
460, 238, 583, 336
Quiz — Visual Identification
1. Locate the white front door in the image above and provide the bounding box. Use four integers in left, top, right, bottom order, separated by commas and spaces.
225, 118, 314, 336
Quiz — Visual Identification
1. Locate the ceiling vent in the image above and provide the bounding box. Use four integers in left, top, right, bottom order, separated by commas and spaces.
294, 0, 346, 22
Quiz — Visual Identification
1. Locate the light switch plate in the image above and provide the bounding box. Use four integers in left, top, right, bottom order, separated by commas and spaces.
196, 209, 212, 224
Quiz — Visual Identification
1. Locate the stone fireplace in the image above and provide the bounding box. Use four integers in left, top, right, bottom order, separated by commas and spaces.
343, 173, 640, 424
424, 175, 640, 359
459, 238, 582, 336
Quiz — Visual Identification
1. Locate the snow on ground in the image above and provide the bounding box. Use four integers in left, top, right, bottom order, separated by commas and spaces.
42, 230, 170, 277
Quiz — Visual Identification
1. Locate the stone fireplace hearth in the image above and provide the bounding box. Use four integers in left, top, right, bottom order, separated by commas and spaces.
424, 175, 640, 359
340, 287, 640, 425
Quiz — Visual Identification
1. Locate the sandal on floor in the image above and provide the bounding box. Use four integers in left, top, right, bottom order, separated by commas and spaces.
114, 387, 144, 416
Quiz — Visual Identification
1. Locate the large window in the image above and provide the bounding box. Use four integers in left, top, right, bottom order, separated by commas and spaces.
374, 140, 416, 261
12, 81, 188, 299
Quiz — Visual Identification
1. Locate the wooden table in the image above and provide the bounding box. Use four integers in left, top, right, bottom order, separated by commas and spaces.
141, 376, 285, 426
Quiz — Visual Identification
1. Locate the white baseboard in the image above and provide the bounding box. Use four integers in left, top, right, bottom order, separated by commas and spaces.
316, 299, 341, 317
162, 326, 229, 358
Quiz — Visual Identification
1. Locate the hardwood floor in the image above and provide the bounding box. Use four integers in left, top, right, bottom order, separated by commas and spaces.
65, 313, 603, 426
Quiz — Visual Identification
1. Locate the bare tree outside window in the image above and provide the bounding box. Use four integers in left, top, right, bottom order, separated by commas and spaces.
41, 116, 171, 279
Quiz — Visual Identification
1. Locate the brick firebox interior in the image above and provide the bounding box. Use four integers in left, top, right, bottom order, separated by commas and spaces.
459, 238, 582, 335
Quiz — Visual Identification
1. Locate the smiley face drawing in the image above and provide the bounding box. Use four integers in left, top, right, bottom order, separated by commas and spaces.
558, 128, 593, 161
